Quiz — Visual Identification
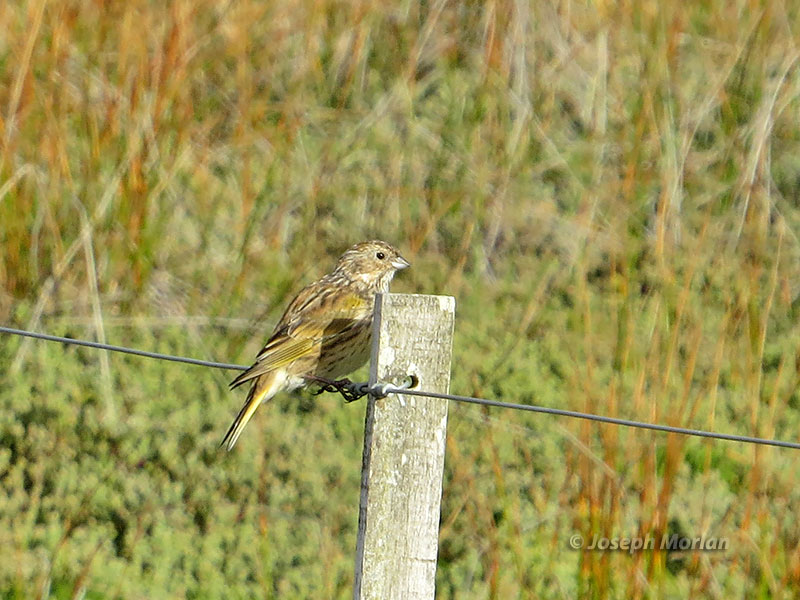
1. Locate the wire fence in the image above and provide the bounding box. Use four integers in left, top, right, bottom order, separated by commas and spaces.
3, 325, 800, 450
0, 326, 246, 371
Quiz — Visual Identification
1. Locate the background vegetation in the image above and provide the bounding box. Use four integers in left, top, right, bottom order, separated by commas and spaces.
3, 0, 800, 597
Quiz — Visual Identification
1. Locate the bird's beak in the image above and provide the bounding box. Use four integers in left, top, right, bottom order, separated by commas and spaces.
392, 256, 411, 270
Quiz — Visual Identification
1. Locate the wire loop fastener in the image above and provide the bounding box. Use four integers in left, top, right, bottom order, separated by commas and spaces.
305, 374, 419, 403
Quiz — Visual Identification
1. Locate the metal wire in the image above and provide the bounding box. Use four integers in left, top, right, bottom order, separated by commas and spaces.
349, 383, 800, 450
0, 326, 248, 371
3, 325, 799, 450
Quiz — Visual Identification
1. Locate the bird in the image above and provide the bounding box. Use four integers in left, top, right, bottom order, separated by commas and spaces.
221, 240, 410, 450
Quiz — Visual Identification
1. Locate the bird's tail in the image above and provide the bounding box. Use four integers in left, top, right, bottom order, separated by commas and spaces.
221, 371, 283, 451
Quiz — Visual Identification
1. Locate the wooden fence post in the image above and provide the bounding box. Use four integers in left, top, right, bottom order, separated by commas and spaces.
353, 293, 455, 600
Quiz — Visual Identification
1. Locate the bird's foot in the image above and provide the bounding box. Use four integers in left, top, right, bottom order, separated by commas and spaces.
305, 376, 366, 403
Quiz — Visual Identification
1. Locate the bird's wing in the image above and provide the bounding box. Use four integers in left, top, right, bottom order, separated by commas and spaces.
229, 284, 370, 390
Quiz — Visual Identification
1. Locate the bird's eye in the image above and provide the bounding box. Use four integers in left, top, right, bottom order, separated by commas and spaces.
376, 252, 386, 260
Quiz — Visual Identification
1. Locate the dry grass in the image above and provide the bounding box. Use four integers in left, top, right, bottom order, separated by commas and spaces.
3, 0, 800, 597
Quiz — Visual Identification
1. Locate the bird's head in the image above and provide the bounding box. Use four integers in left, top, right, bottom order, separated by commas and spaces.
334, 240, 410, 293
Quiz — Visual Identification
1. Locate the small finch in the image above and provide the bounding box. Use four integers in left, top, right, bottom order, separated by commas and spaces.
221, 240, 410, 450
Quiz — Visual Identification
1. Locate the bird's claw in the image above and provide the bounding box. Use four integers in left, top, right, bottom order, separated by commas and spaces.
305, 376, 367, 403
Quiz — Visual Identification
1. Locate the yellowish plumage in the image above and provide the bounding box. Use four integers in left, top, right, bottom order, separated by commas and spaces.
221, 240, 410, 450
221, 369, 288, 450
